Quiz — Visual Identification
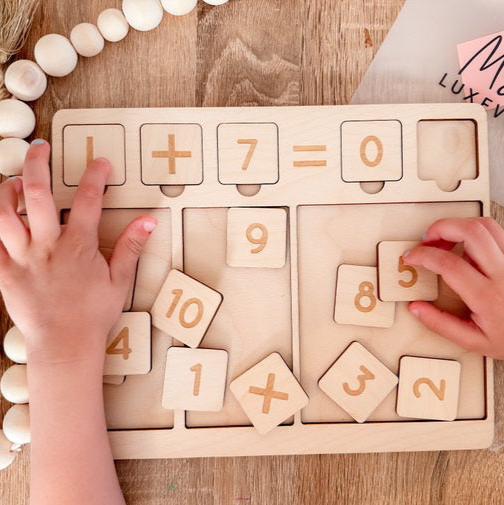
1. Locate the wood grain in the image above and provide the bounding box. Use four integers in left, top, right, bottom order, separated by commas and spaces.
1, 0, 504, 504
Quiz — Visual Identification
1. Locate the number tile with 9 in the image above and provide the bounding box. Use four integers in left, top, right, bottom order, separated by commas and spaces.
151, 269, 223, 348
162, 347, 229, 412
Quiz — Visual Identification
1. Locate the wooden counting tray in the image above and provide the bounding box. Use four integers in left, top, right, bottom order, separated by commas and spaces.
51, 104, 493, 459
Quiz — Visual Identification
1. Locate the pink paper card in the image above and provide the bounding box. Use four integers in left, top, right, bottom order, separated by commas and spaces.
457, 31, 504, 111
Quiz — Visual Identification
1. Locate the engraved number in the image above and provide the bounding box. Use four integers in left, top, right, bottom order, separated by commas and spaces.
246, 223, 268, 254
360, 135, 384, 168
413, 378, 446, 401
106, 327, 132, 360
343, 365, 375, 396
398, 256, 418, 288
166, 289, 204, 329
237, 139, 258, 171
354, 281, 377, 313
190, 363, 202, 396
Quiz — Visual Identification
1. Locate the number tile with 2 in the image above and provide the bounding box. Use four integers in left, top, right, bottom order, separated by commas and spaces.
318, 342, 398, 423
162, 347, 229, 412
151, 269, 223, 348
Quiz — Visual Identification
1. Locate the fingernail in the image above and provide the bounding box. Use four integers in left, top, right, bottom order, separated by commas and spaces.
410, 305, 420, 317
403, 249, 411, 258
143, 221, 157, 233
31, 139, 45, 145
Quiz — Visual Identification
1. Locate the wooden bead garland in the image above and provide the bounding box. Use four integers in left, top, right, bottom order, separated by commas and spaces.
161, 0, 197, 16
0, 366, 29, 405
3, 327, 27, 364
122, 0, 164, 32
4, 60, 47, 102
70, 23, 105, 57
0, 431, 17, 471
3, 405, 30, 446
34, 34, 78, 77
97, 8, 130, 42
0, 99, 36, 139
0, 138, 30, 176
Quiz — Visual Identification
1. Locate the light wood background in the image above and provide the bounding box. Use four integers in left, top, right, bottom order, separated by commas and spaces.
1, 0, 504, 503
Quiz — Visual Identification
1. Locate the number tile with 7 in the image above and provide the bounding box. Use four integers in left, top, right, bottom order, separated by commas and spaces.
318, 342, 398, 423
104, 312, 152, 376
396, 356, 461, 421
226, 207, 287, 268
334, 265, 395, 328
151, 269, 223, 348
378, 241, 438, 302
162, 347, 229, 412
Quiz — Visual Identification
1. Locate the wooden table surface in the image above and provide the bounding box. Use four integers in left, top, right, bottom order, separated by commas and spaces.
1, 1, 504, 503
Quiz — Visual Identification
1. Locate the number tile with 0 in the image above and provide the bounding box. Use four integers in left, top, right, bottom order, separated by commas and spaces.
226, 207, 287, 269
104, 312, 152, 376
162, 347, 229, 412
318, 342, 398, 423
378, 241, 438, 302
397, 356, 461, 421
151, 269, 223, 349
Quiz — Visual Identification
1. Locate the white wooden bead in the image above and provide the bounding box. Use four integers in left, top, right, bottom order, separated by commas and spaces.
3, 327, 27, 364
161, 0, 197, 16
70, 23, 105, 58
97, 8, 130, 42
4, 60, 47, 102
0, 99, 36, 139
34, 34, 78, 77
0, 138, 29, 176
3, 405, 30, 446
0, 430, 17, 471
122, 0, 164, 31
0, 365, 28, 404
202, 0, 229, 5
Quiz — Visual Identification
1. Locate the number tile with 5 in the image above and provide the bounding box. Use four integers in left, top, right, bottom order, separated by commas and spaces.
378, 241, 438, 302
151, 269, 223, 348
318, 342, 398, 423
162, 347, 229, 412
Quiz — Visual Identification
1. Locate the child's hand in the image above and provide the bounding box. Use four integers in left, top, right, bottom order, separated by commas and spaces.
0, 140, 157, 366
404, 217, 504, 359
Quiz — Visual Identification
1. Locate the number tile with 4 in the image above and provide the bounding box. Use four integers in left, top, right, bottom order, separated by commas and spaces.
378, 241, 438, 301
104, 312, 152, 376
334, 265, 395, 328
318, 342, 398, 423
230, 353, 308, 435
162, 347, 229, 412
396, 356, 461, 421
226, 207, 287, 268
151, 269, 223, 348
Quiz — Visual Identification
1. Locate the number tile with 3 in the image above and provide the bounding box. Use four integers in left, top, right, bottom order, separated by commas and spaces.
378, 241, 438, 302
341, 120, 403, 183
230, 352, 308, 435
162, 347, 229, 412
104, 312, 152, 376
217, 122, 279, 185
396, 356, 461, 421
151, 269, 223, 348
226, 207, 287, 268
318, 342, 398, 423
334, 265, 395, 328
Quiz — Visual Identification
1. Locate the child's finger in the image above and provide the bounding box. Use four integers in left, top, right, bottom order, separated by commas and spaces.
405, 245, 487, 312
0, 178, 30, 257
423, 218, 503, 277
109, 217, 157, 294
67, 158, 110, 242
22, 141, 60, 245
478, 217, 504, 253
409, 301, 489, 354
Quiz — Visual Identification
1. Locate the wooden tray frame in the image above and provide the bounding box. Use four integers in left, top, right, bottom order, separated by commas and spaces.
51, 104, 494, 459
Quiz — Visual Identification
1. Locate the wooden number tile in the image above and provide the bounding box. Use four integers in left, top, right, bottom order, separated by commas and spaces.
63, 124, 126, 186
334, 265, 395, 328
318, 342, 398, 423
396, 356, 461, 421
378, 241, 438, 302
217, 122, 279, 184
141, 123, 203, 185
230, 352, 308, 435
226, 207, 287, 268
341, 120, 402, 182
418, 120, 477, 191
162, 347, 228, 412
151, 269, 223, 348
104, 312, 152, 376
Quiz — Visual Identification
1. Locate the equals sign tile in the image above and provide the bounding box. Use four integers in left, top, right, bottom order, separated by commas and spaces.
292, 145, 327, 168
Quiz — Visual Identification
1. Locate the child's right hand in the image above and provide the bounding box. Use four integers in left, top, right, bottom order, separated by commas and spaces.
405, 217, 504, 359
